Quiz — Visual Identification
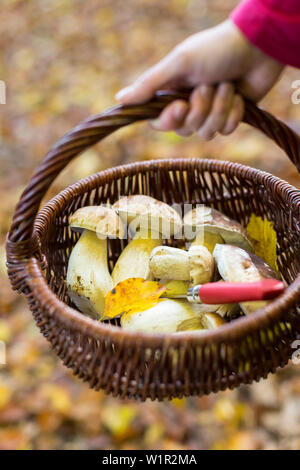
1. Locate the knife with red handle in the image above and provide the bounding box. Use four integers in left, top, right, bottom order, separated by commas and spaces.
186, 279, 285, 304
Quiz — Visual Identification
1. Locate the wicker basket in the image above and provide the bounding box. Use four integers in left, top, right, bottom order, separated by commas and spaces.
6, 91, 300, 401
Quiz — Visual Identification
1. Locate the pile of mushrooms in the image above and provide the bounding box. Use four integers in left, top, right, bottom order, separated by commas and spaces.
66, 196, 279, 334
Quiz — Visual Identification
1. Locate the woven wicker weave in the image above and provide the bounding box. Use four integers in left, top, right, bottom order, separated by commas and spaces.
6, 91, 300, 400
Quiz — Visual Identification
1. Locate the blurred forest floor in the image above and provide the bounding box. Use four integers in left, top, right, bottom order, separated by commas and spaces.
1, 0, 300, 450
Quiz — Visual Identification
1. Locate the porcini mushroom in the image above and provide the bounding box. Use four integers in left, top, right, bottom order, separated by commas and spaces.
188, 245, 214, 284
149, 246, 190, 280
67, 206, 124, 319
149, 245, 214, 285
121, 299, 226, 334
112, 195, 182, 285
213, 243, 278, 315
120, 299, 204, 333
184, 206, 252, 252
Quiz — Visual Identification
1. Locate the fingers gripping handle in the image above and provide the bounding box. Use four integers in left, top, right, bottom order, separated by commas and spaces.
8, 91, 300, 250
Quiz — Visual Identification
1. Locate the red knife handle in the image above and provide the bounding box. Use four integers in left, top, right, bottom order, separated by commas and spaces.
188, 279, 285, 304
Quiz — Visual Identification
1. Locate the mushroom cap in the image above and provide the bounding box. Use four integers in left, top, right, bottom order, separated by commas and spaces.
69, 206, 125, 238
213, 244, 278, 316
183, 206, 252, 251
113, 195, 182, 237
213, 244, 278, 283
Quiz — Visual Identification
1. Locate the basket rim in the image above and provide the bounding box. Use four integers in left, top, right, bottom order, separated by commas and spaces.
33, 157, 300, 347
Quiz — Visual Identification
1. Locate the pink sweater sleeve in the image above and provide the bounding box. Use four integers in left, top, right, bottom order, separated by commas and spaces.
230, 0, 300, 68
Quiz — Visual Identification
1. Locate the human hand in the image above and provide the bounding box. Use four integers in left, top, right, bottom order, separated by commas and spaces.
116, 20, 284, 140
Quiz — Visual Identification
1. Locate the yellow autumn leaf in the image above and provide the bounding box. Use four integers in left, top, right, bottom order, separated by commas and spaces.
246, 214, 279, 272
41, 384, 72, 414
0, 320, 12, 343
213, 398, 246, 426
103, 278, 166, 320
0, 384, 12, 410
144, 423, 165, 447
171, 397, 187, 408
213, 431, 259, 451
162, 280, 189, 298
101, 404, 138, 442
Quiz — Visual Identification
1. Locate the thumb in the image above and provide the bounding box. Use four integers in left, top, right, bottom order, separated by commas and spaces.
115, 53, 179, 105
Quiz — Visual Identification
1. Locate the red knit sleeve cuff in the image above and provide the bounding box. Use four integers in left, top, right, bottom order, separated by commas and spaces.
230, 0, 300, 68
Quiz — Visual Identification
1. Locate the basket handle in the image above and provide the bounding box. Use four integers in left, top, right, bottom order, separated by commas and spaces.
7, 90, 300, 252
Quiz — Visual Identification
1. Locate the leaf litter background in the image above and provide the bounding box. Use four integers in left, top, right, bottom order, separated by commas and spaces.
1, 0, 300, 450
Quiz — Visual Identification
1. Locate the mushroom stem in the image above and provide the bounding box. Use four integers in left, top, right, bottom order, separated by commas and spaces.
188, 245, 214, 285
184, 206, 252, 251
149, 246, 190, 281
149, 245, 214, 285
67, 230, 113, 319
111, 228, 161, 285
112, 195, 182, 285
191, 231, 224, 253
